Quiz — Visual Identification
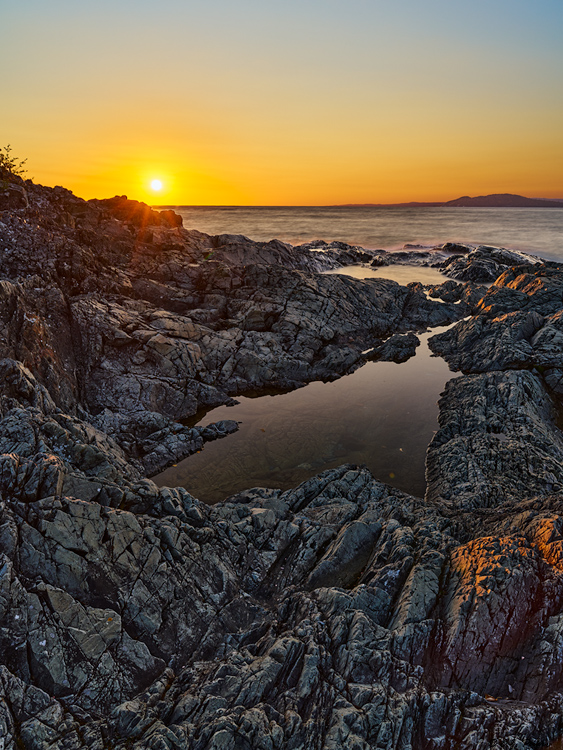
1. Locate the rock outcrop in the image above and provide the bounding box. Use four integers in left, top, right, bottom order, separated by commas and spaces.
436, 245, 542, 283
1, 177, 563, 749
0, 180, 467, 475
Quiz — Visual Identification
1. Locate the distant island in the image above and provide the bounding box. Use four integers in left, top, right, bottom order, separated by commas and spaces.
336, 193, 563, 208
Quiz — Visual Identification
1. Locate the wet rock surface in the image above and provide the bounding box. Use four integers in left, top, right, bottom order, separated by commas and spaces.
1, 179, 563, 748
436, 245, 542, 283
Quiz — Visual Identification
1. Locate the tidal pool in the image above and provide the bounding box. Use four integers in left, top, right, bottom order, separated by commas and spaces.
154, 323, 459, 503
323, 264, 449, 285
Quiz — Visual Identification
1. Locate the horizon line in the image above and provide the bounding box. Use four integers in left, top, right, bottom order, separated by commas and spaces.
151, 192, 563, 209
153, 201, 563, 209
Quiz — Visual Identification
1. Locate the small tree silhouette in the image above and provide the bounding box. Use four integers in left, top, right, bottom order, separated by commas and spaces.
0, 145, 27, 184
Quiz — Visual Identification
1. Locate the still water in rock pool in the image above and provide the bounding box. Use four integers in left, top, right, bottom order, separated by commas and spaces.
323, 264, 448, 285
154, 322, 459, 503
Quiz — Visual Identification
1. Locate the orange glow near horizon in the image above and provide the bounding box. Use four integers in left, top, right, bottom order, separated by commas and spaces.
2, 2, 562, 206
21, 123, 563, 207
14, 93, 562, 206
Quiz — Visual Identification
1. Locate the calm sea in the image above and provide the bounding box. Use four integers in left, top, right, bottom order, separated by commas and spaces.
154, 325, 457, 502
169, 206, 563, 261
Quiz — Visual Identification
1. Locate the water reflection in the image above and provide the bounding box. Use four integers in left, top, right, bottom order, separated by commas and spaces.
324, 264, 448, 285
154, 324, 459, 503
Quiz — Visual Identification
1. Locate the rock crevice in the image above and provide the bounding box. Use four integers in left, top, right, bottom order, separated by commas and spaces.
1, 179, 563, 748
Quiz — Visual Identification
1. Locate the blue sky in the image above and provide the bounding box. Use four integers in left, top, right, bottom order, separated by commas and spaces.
1, 0, 561, 202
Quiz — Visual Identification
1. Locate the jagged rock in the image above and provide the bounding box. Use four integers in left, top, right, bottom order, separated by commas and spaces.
66, 262, 464, 465
365, 332, 420, 363
3, 176, 563, 748
0, 184, 472, 473
477, 263, 563, 316
429, 310, 545, 372
295, 239, 384, 267
426, 370, 563, 508
207, 235, 340, 272
2, 460, 562, 748
438, 245, 541, 283
440, 242, 473, 254
429, 266, 563, 377
89, 195, 183, 228
427, 278, 488, 310
0, 183, 28, 209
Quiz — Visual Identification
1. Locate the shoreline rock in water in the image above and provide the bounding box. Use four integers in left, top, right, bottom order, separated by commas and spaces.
1, 177, 563, 748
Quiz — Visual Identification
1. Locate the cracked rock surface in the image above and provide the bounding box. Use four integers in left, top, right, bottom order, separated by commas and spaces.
1, 178, 563, 748
0, 180, 465, 476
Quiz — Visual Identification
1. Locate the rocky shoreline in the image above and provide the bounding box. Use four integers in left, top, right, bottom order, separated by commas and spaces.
1, 178, 563, 748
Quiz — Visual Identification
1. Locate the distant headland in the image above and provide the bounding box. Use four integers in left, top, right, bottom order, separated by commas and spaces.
335, 193, 563, 208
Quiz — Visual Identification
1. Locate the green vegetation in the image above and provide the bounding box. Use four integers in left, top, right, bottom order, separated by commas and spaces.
0, 145, 27, 183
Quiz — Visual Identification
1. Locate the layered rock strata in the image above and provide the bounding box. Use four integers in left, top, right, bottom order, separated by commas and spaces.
0, 178, 563, 748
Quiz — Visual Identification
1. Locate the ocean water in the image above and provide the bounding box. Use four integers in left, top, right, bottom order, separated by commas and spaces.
170, 206, 563, 261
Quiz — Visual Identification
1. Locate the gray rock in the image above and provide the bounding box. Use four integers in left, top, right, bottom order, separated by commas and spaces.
365, 332, 420, 363
3, 178, 563, 749
438, 245, 541, 283
426, 370, 563, 508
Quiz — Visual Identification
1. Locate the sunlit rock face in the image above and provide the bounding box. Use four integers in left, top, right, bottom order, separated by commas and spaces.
1, 178, 563, 748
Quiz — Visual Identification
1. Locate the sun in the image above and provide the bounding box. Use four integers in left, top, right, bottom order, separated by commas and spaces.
151, 179, 163, 191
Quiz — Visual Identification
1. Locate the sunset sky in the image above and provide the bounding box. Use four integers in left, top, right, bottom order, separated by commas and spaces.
2, 0, 562, 205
